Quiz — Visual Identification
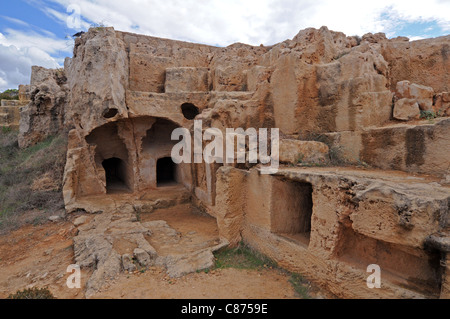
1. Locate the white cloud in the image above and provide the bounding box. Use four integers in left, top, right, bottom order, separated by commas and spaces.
0, 29, 70, 91
408, 36, 426, 41
0, 28, 72, 57
0, 42, 62, 91
45, 0, 450, 46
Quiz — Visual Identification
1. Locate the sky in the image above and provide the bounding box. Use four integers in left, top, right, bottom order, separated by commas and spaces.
0, 0, 449, 92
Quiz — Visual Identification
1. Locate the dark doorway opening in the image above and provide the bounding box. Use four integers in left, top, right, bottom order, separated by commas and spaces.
157, 157, 177, 186
102, 157, 128, 193
181, 103, 200, 120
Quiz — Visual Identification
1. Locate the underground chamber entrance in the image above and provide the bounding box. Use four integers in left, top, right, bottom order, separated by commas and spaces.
157, 157, 178, 186
102, 157, 129, 193
271, 179, 313, 246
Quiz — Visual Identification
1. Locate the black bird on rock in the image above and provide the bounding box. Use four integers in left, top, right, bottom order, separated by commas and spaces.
72, 31, 85, 38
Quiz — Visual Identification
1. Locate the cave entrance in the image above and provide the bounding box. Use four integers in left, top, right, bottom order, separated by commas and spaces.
102, 157, 128, 193
157, 157, 177, 187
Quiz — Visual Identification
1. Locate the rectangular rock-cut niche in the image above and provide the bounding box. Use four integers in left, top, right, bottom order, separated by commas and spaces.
337, 226, 443, 297
270, 178, 313, 246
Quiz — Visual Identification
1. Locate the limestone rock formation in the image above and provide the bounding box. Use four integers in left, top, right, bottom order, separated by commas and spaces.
395, 80, 434, 111
19, 25, 450, 299
19, 66, 68, 148
64, 27, 129, 135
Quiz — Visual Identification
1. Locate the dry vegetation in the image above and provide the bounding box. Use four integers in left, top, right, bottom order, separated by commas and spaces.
0, 130, 67, 234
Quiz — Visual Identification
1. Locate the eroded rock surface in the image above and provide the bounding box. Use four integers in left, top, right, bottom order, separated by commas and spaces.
19, 66, 68, 148
73, 206, 226, 298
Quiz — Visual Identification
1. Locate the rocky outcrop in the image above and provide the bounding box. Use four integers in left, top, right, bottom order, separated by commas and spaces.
381, 35, 450, 93
395, 80, 434, 111
73, 210, 154, 297
260, 27, 393, 135
18, 66, 68, 148
64, 27, 129, 135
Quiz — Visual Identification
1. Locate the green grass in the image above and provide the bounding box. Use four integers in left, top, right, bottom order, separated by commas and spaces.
214, 244, 277, 270
213, 243, 312, 298
19, 138, 54, 162
289, 273, 311, 299
1, 127, 12, 134
0, 130, 67, 233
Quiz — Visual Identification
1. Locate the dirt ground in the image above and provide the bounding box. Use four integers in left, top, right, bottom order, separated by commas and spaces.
0, 216, 322, 299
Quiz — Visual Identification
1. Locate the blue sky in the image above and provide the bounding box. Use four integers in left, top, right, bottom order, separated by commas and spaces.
0, 0, 449, 91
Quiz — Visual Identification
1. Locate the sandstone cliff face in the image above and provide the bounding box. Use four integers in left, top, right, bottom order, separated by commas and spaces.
65, 27, 129, 135
18, 66, 68, 148
381, 35, 450, 93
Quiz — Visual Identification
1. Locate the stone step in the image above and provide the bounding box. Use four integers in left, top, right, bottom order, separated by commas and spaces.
323, 117, 450, 178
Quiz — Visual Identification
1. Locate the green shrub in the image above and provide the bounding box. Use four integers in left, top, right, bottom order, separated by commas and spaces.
0, 89, 19, 100
420, 110, 438, 120
7, 287, 55, 299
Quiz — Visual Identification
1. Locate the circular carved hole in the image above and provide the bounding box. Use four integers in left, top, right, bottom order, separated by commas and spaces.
181, 103, 199, 120
103, 108, 119, 119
